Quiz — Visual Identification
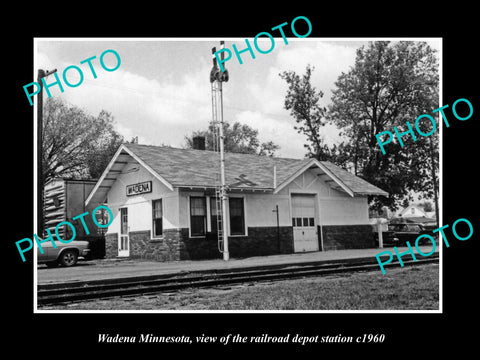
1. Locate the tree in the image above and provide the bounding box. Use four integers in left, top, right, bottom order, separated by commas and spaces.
42, 98, 124, 183
184, 120, 280, 156
83, 110, 125, 179
328, 41, 439, 211
279, 64, 330, 160
418, 200, 433, 212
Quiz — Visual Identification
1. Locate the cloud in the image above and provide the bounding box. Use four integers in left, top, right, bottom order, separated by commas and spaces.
247, 40, 358, 113
233, 110, 307, 158
37, 50, 213, 149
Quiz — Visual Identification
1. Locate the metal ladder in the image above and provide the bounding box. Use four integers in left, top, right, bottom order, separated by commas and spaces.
215, 182, 224, 253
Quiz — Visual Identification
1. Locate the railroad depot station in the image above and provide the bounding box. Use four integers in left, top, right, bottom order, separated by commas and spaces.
74, 138, 388, 262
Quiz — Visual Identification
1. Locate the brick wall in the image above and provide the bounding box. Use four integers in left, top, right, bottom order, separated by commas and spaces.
321, 224, 375, 251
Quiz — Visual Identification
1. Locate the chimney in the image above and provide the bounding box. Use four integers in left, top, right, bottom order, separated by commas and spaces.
192, 135, 206, 150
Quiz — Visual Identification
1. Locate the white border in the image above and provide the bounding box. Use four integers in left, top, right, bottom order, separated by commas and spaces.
438, 36, 443, 314
33, 37, 443, 314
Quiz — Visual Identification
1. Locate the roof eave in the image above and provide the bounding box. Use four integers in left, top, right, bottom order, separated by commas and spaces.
85, 144, 175, 207
85, 144, 127, 207
177, 185, 274, 193
274, 158, 355, 197
354, 190, 389, 197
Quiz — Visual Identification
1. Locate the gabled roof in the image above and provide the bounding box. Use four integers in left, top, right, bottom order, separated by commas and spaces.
320, 161, 390, 196
397, 204, 427, 217
85, 143, 388, 205
123, 143, 308, 190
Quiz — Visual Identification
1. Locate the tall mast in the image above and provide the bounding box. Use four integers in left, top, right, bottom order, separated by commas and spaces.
210, 41, 230, 261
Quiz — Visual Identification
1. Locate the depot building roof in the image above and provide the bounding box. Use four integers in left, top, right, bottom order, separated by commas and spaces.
85, 143, 388, 206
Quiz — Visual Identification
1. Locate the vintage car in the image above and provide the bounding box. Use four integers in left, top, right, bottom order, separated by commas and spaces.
375, 223, 433, 247
37, 240, 90, 267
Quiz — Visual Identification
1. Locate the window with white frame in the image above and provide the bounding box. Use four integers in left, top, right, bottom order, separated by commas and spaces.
190, 197, 207, 236
229, 197, 245, 235
152, 199, 163, 238
210, 197, 220, 234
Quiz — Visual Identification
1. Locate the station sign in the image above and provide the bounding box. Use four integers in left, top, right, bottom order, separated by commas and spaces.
126, 181, 152, 196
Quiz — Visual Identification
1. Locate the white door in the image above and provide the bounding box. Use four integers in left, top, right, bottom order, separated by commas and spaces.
291, 194, 318, 252
118, 207, 129, 257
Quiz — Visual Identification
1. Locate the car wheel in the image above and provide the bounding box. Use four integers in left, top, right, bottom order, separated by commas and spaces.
59, 250, 78, 267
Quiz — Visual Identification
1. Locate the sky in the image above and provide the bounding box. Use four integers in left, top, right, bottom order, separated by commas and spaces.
35, 38, 441, 159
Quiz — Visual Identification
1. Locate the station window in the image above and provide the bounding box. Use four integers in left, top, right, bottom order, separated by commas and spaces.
190, 197, 207, 236
292, 217, 315, 227
210, 197, 221, 234
229, 197, 245, 236
152, 199, 163, 238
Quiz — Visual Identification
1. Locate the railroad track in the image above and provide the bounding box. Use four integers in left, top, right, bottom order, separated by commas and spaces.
37, 254, 439, 305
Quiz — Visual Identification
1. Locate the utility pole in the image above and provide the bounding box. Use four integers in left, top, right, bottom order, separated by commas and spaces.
273, 204, 280, 253
37, 69, 57, 237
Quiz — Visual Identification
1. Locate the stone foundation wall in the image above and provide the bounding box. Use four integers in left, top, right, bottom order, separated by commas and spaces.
181, 226, 294, 260
229, 227, 293, 258
104, 225, 373, 261
180, 231, 220, 260
321, 224, 374, 251
105, 233, 118, 258
129, 230, 179, 261
104, 226, 293, 261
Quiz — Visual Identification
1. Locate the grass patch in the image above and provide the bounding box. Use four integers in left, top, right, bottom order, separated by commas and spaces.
40, 264, 439, 311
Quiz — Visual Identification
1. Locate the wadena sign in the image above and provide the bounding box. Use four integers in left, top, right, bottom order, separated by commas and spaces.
126, 181, 152, 196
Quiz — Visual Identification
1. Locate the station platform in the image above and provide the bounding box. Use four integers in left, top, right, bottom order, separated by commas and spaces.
36, 246, 440, 286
